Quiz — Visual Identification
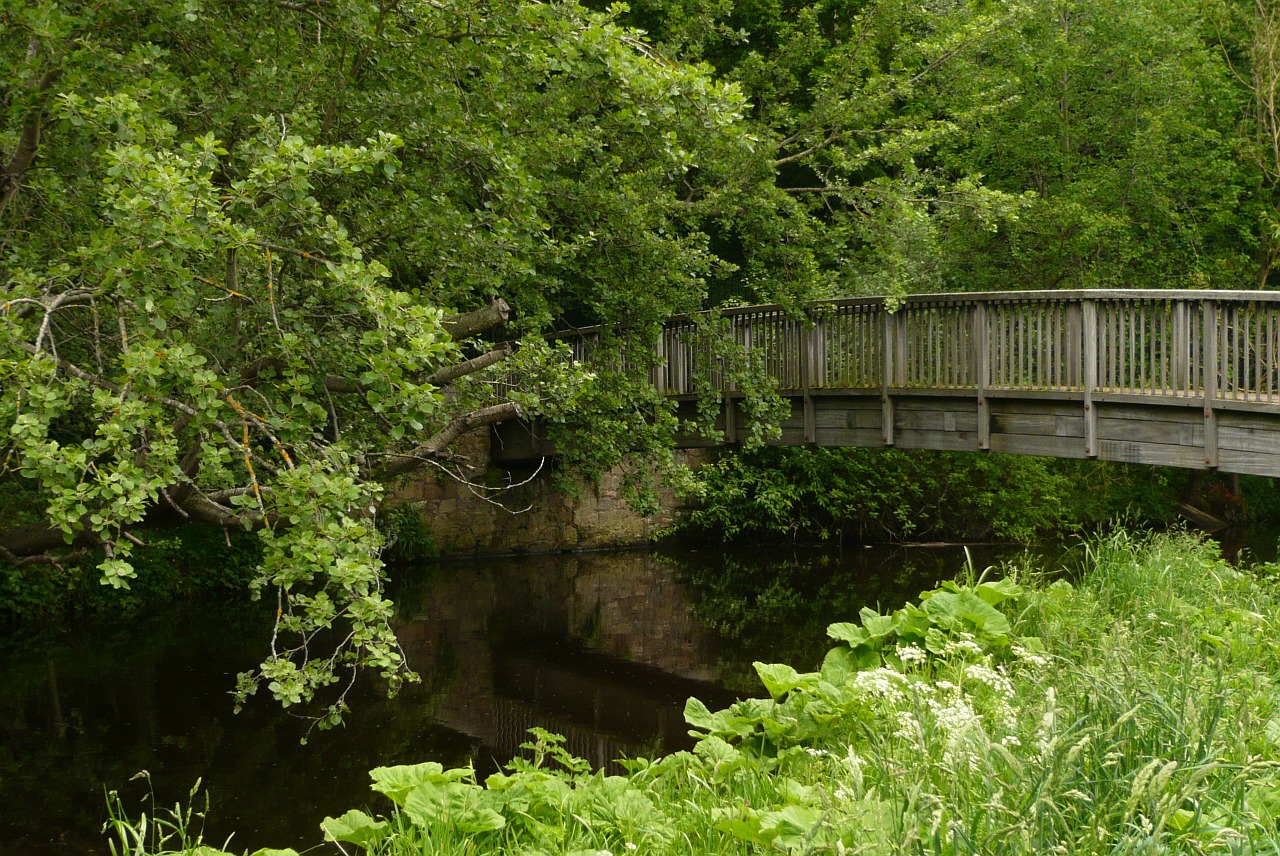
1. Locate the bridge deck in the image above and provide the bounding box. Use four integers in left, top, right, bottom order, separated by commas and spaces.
494, 290, 1280, 477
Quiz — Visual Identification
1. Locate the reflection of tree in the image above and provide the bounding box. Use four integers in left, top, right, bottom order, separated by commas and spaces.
0, 550, 742, 854
0, 603, 474, 854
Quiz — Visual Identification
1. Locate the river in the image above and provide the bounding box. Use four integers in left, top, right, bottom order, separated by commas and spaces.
0, 537, 1230, 853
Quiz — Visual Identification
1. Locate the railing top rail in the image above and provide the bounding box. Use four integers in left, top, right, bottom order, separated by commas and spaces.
549, 289, 1280, 340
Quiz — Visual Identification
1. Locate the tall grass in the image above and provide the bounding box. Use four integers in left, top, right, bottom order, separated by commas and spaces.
115, 531, 1280, 855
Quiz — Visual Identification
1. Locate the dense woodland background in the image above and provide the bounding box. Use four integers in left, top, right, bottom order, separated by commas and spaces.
4, 0, 1280, 713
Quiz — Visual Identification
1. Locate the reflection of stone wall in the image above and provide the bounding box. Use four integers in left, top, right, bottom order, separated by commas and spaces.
389, 432, 713, 556
388, 551, 735, 764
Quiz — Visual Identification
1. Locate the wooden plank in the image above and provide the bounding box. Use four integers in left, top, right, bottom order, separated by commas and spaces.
882, 312, 896, 446
1204, 299, 1219, 468
1094, 403, 1201, 424
988, 398, 1085, 417
1217, 423, 1280, 454
894, 409, 980, 432
894, 397, 983, 413
1218, 448, 1280, 477
988, 433, 1089, 459
1097, 440, 1208, 469
812, 402, 880, 425
813, 428, 884, 447
1083, 299, 1098, 457
893, 428, 979, 452
991, 413, 1086, 438
974, 300, 990, 450
1097, 417, 1202, 446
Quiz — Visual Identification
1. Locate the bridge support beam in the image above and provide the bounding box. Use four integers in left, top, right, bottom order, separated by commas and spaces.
973, 301, 991, 451
881, 311, 899, 446
1082, 299, 1098, 458
1203, 299, 1219, 470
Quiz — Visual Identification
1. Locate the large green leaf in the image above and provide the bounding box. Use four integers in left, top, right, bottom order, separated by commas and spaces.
369, 762, 470, 807
921, 590, 1010, 638
321, 809, 388, 847
754, 662, 818, 699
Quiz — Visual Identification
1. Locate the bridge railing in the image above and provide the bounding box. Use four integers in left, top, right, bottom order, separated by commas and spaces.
555, 291, 1280, 413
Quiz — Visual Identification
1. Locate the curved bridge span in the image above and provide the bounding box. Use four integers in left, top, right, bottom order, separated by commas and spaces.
495, 290, 1280, 477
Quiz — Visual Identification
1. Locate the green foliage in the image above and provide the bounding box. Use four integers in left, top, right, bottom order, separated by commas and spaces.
104, 773, 298, 856
8, 0, 1280, 723
681, 446, 1183, 544
377, 505, 439, 566
0, 0, 796, 718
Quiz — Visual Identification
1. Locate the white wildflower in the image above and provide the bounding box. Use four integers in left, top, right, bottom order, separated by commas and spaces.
852, 667, 907, 705
943, 638, 984, 657
1011, 644, 1049, 668
894, 710, 922, 743
933, 696, 981, 737
965, 663, 1015, 699
896, 644, 928, 664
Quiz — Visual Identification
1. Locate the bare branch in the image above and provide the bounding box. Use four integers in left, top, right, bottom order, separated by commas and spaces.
379, 401, 521, 478
442, 298, 510, 340
426, 342, 512, 385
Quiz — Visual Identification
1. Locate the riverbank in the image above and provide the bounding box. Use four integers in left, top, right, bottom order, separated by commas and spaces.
111, 530, 1280, 854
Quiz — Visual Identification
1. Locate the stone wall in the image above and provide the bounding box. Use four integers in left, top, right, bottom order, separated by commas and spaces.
389, 430, 713, 556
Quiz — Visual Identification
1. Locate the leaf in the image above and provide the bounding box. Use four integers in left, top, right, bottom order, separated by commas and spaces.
753, 662, 817, 698
759, 803, 824, 849
693, 735, 744, 772
827, 622, 869, 645
821, 644, 879, 684
711, 806, 771, 846
684, 697, 722, 733
975, 578, 1023, 606
369, 762, 469, 807
922, 590, 1010, 638
858, 608, 895, 640
321, 809, 388, 846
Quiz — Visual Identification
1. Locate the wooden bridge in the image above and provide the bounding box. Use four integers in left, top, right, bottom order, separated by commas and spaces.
494, 290, 1280, 477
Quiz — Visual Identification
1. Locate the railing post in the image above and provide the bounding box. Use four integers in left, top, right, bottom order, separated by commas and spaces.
1173, 300, 1190, 393
1064, 303, 1081, 388
653, 326, 667, 395
800, 318, 815, 443
1203, 299, 1218, 469
974, 300, 990, 451
1082, 298, 1098, 458
881, 304, 896, 446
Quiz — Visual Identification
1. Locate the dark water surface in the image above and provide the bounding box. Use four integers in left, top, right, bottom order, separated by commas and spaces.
0, 541, 1071, 853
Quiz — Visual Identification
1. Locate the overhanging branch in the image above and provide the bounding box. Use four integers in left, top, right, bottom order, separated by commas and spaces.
379, 401, 522, 478
442, 298, 510, 340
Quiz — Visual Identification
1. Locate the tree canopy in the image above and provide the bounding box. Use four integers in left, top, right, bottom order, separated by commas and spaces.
3, 0, 1278, 721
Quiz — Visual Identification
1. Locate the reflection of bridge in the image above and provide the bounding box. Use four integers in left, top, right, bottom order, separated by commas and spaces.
495, 290, 1280, 476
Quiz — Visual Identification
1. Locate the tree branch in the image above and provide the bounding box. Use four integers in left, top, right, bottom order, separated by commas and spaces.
442, 298, 510, 340
378, 401, 521, 478
0, 58, 60, 219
